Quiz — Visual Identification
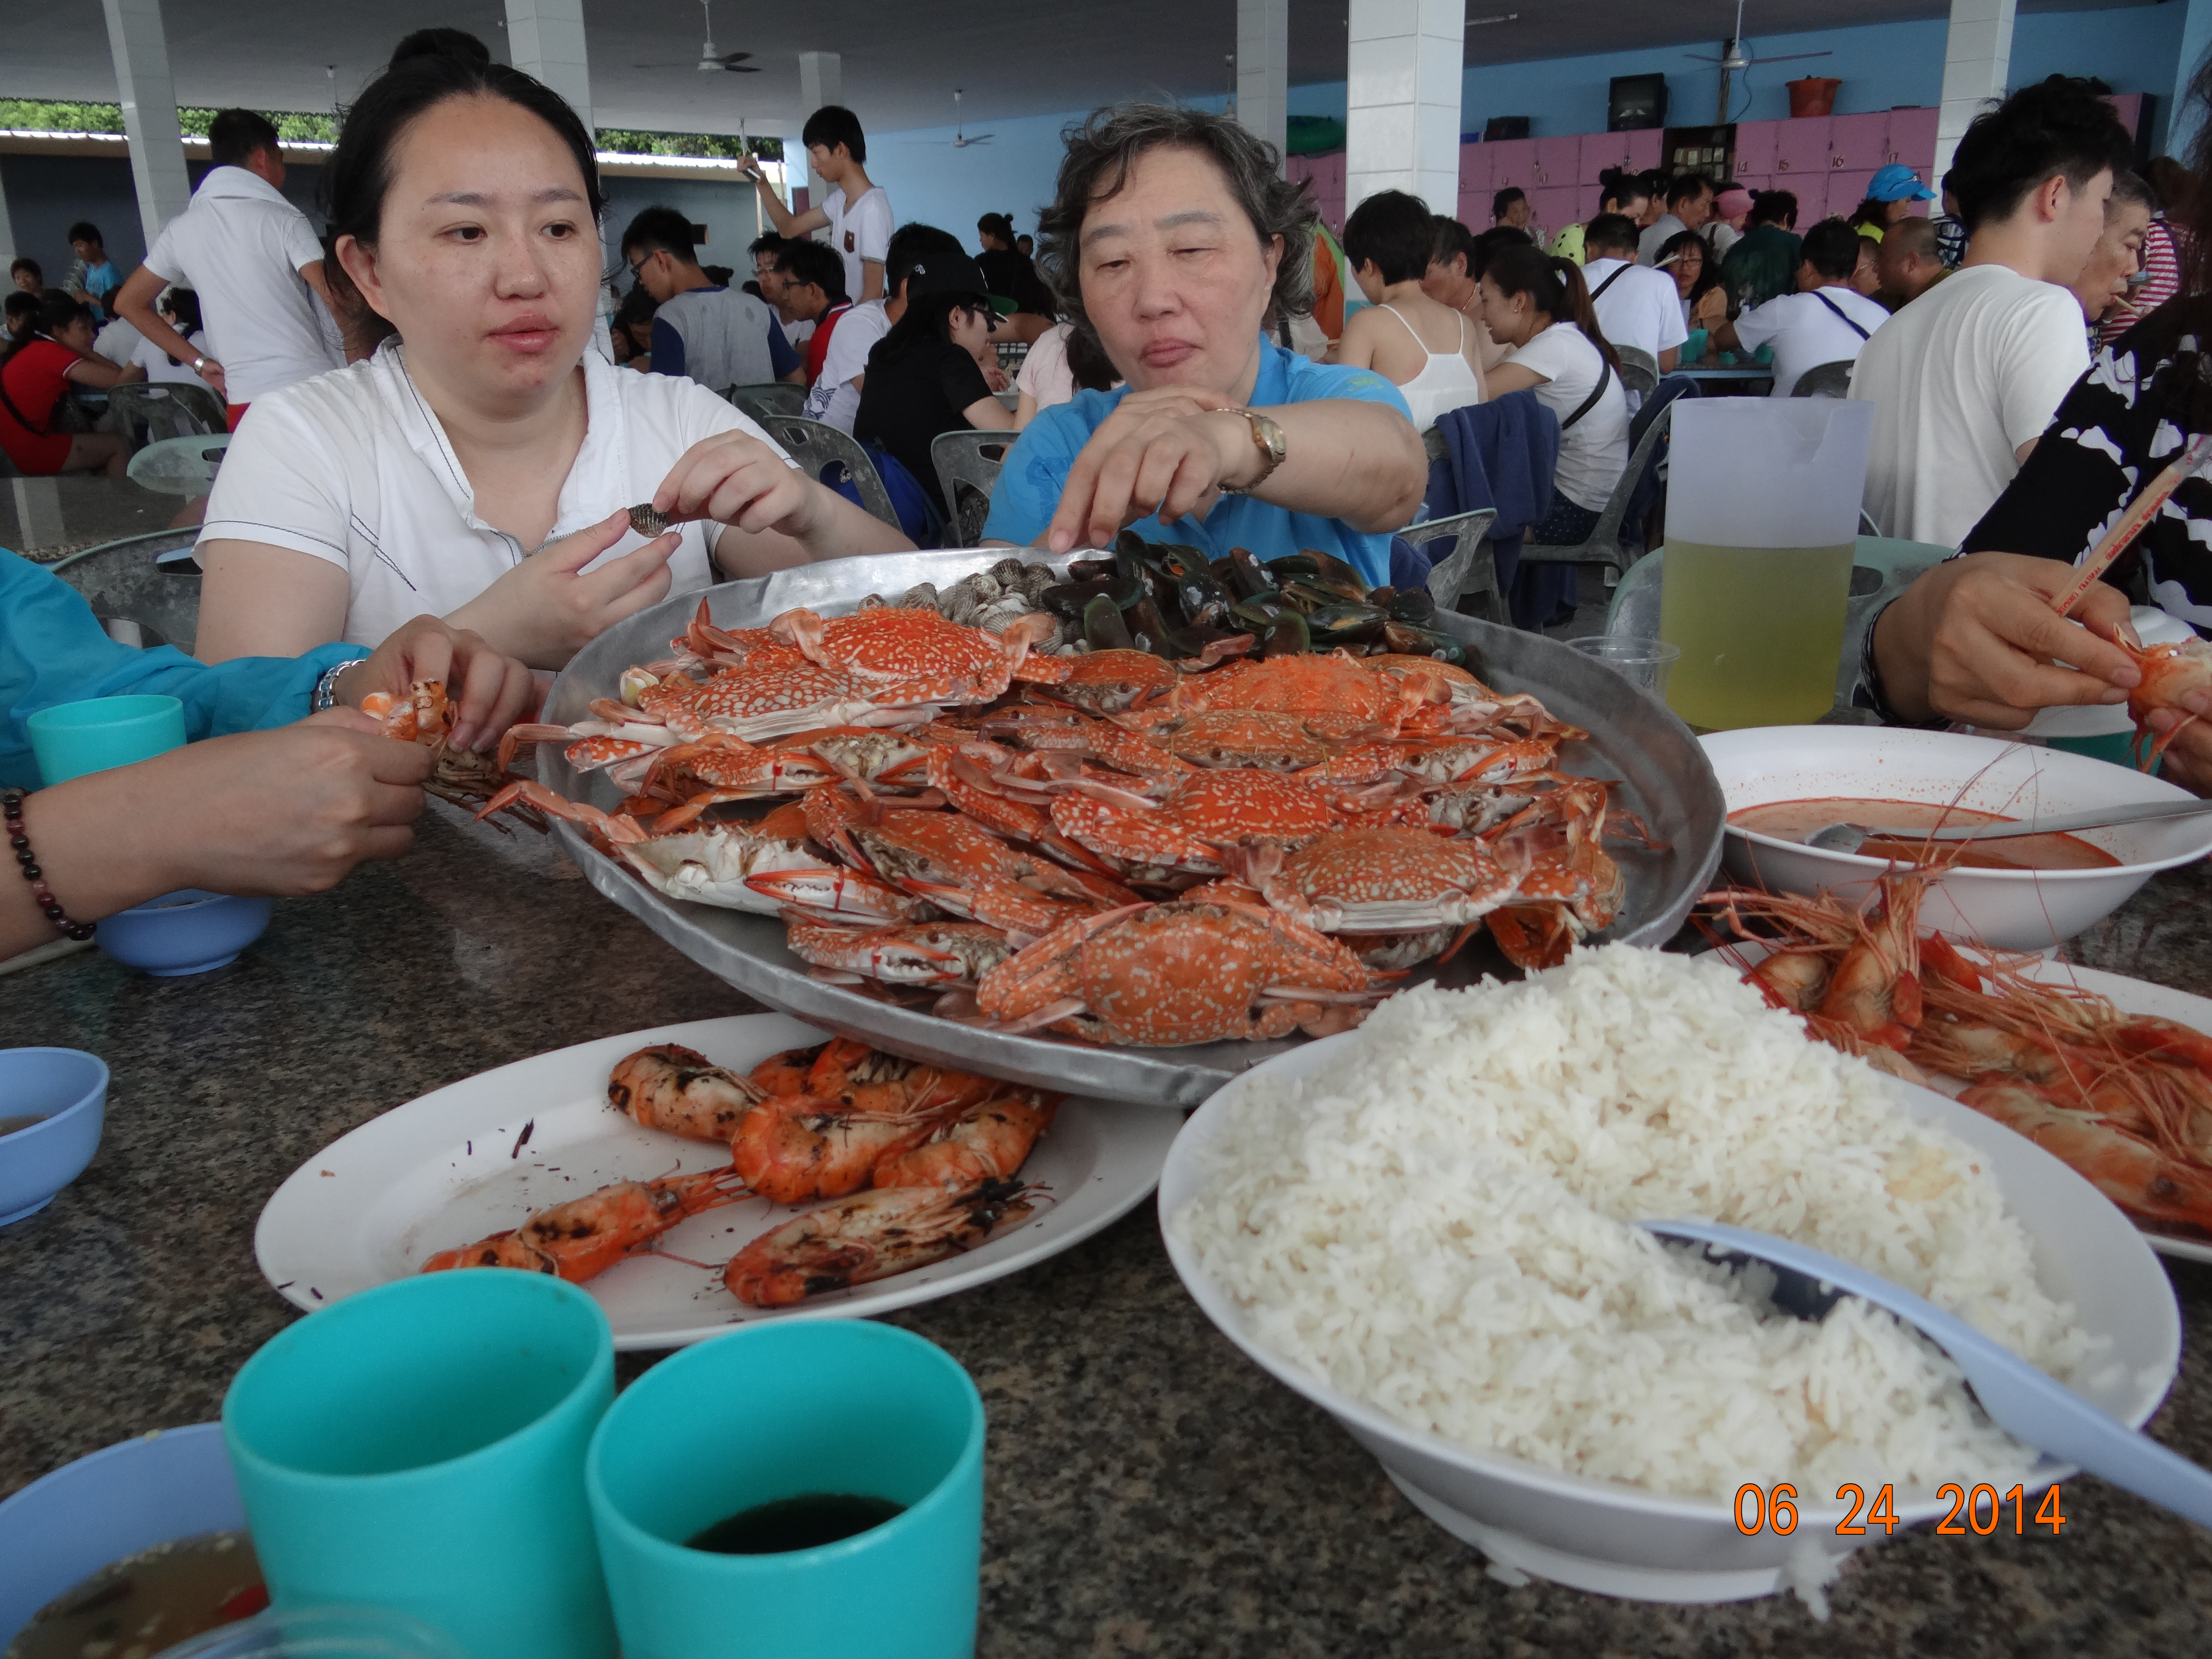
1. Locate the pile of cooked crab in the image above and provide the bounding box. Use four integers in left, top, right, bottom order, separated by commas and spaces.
483, 590, 1645, 1049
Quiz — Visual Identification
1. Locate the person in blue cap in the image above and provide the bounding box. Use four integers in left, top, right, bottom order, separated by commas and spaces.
980, 104, 1427, 584
1847, 164, 1940, 244
0, 548, 536, 961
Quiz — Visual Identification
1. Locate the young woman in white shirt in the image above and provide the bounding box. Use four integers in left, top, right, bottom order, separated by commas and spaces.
1333, 190, 1486, 430
194, 51, 907, 668
1476, 243, 1633, 544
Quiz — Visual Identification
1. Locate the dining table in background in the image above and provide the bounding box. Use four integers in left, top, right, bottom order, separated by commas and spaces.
1671, 358, 1777, 395
4, 804, 2210, 1656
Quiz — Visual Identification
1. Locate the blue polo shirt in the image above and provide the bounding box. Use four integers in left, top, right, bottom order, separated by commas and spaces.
980, 336, 1413, 586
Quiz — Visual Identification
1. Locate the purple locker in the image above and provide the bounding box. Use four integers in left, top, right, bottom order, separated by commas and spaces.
1532, 187, 1579, 244
1580, 129, 1629, 186
1773, 116, 1831, 179
1828, 171, 1875, 221
1625, 128, 1663, 171
1458, 190, 1484, 231
1885, 107, 1938, 169
1731, 120, 1779, 179
1532, 135, 1581, 190
1826, 112, 1889, 173
1487, 138, 1537, 192
1460, 141, 1493, 196
2106, 93, 2143, 141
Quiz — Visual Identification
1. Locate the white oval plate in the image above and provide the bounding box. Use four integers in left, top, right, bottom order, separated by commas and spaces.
256, 1015, 1181, 1347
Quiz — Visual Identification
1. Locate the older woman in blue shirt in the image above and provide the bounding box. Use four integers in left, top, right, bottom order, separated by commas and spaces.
0, 550, 533, 959
982, 106, 1427, 582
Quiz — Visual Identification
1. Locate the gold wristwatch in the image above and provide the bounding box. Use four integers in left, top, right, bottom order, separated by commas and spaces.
1218, 406, 1287, 494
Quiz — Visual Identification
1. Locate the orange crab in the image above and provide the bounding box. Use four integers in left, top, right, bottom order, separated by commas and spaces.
977, 899, 1386, 1046
771, 605, 1071, 703
783, 914, 1017, 987
1484, 776, 1626, 969
1029, 647, 1181, 714
1235, 826, 1518, 937
1049, 769, 1371, 882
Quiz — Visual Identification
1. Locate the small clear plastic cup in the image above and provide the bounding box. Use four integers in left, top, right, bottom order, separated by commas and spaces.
1568, 635, 1682, 698
153, 1607, 464, 1659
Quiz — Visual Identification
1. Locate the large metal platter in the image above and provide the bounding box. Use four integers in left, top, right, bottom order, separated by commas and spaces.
539, 549, 1726, 1107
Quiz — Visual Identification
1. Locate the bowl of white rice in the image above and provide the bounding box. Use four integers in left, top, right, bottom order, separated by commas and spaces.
1161, 946, 2181, 1606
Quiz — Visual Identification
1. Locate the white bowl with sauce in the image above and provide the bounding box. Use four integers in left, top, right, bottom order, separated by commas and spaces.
1701, 726, 2212, 948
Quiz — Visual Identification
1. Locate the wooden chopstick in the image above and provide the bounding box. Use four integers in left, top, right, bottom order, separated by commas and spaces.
2048, 431, 2212, 618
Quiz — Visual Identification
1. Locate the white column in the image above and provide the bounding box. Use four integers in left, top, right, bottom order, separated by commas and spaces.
798, 51, 842, 213
100, 0, 193, 246
2170, 0, 2212, 162
0, 166, 18, 266
504, 0, 593, 134
1932, 0, 2016, 193
1345, 0, 1464, 218
1237, 0, 1289, 176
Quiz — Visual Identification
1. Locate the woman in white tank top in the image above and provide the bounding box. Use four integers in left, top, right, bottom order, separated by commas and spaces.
1333, 189, 1487, 430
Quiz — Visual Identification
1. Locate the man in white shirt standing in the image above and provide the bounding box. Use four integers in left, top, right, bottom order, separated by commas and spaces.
738, 107, 891, 304
1847, 77, 2133, 547
1580, 214, 1688, 372
1718, 219, 1892, 397
111, 109, 343, 428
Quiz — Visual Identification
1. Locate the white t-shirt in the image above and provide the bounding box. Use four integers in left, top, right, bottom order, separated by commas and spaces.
822, 184, 893, 305
1731, 285, 1891, 398
131, 329, 214, 386
1017, 323, 1076, 412
1582, 257, 1688, 370
1508, 322, 1632, 512
92, 317, 144, 366
803, 297, 890, 433
144, 165, 342, 405
1706, 220, 1743, 262
1848, 263, 2090, 547
199, 340, 793, 649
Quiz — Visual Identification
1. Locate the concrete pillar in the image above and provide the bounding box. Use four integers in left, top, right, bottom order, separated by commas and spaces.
798, 52, 842, 212
1932, 0, 2016, 193
1345, 0, 1464, 219
2170, 0, 2212, 162
0, 165, 18, 266
504, 0, 593, 134
100, 0, 193, 246
1237, 0, 1290, 177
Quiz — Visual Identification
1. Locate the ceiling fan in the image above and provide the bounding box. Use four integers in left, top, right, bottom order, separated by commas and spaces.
633, 0, 759, 72
945, 90, 993, 148
1683, 0, 1832, 122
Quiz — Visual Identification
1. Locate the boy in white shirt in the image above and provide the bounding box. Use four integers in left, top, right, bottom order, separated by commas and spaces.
1719, 218, 1892, 397
739, 106, 891, 304
1848, 76, 2132, 547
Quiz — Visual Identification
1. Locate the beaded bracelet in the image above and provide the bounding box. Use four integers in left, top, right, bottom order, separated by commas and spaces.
4, 790, 95, 941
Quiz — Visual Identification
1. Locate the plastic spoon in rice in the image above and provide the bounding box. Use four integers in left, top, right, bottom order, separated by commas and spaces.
1642, 1219, 2212, 1529
2048, 431, 2212, 619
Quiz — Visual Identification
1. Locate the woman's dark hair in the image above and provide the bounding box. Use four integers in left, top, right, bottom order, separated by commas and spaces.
33, 292, 93, 336
1596, 167, 1650, 215
887, 223, 967, 299
2145, 155, 2195, 218
157, 286, 203, 361
1038, 103, 1314, 369
1480, 244, 1620, 373
1800, 218, 1866, 282
1949, 75, 2134, 234
389, 28, 491, 69
327, 51, 605, 258
1469, 225, 1532, 280
1343, 190, 1437, 286
1846, 196, 1890, 232
873, 289, 990, 367
10, 256, 42, 283
1065, 324, 1117, 393
1749, 188, 1800, 229
1656, 228, 1725, 309
977, 211, 1017, 244
801, 105, 867, 163
1492, 186, 1527, 221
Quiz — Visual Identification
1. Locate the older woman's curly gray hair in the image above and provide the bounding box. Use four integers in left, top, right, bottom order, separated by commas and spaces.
1036, 103, 1317, 364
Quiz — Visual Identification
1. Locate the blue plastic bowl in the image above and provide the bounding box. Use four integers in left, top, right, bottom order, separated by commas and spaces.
0, 1046, 108, 1225
97, 889, 274, 976
0, 1423, 243, 1648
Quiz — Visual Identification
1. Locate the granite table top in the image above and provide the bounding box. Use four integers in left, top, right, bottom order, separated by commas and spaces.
5, 807, 2210, 1657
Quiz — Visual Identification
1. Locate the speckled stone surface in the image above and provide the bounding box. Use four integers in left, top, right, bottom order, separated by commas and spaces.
6, 811, 2212, 1656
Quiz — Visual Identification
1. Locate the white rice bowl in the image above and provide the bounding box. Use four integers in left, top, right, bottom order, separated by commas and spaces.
1160, 945, 2182, 1606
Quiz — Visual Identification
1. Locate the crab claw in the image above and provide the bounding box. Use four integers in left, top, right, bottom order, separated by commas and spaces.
477, 780, 647, 844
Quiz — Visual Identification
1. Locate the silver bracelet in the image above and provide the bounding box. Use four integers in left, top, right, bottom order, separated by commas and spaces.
312, 658, 360, 713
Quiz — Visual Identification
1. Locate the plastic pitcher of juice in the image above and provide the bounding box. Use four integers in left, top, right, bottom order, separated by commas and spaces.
1657, 398, 1874, 730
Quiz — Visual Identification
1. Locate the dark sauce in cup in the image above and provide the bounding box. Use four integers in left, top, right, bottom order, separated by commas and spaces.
686, 1494, 905, 1554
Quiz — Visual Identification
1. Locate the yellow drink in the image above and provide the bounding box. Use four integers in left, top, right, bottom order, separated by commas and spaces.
1657, 541, 1855, 730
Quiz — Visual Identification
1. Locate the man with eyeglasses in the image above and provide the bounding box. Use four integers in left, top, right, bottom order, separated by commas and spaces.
619, 207, 803, 393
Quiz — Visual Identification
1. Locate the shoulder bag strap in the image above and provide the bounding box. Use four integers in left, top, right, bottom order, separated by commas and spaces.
1588, 264, 1631, 302
1813, 290, 1873, 341
1559, 354, 1614, 433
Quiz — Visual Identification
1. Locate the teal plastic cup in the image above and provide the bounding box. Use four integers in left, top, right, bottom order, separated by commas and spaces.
223, 1273, 619, 1659
27, 693, 186, 785
587, 1322, 985, 1659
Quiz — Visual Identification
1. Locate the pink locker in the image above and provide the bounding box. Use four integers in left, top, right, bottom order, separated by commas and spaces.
1579, 129, 1629, 185
1285, 154, 1317, 197
1773, 117, 1830, 178
1531, 187, 1579, 244
1731, 120, 1780, 179
1828, 171, 1875, 220
1532, 135, 1581, 190
1625, 128, 1663, 171
1317, 153, 1346, 232
1460, 141, 1493, 196
1826, 112, 1889, 173
1487, 138, 1538, 192
1457, 190, 1484, 230
1884, 107, 1938, 169
2105, 93, 2143, 142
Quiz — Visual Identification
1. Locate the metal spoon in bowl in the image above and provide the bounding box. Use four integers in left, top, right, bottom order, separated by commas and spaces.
1804, 797, 2212, 856
1643, 1219, 2212, 1528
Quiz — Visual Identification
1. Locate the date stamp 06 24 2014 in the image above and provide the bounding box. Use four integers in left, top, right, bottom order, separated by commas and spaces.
1734, 1483, 2069, 1537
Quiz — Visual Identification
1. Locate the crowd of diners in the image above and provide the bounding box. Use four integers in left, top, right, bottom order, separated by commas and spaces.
4, 39, 2212, 962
